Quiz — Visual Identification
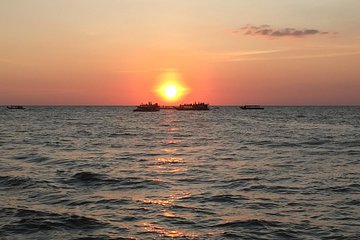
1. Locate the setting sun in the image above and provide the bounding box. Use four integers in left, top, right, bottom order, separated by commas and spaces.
155, 70, 189, 102
160, 83, 186, 101
164, 85, 177, 99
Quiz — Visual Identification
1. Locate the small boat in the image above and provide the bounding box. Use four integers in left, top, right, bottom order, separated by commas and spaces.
133, 102, 160, 112
240, 105, 264, 110
7, 105, 25, 110
175, 102, 209, 111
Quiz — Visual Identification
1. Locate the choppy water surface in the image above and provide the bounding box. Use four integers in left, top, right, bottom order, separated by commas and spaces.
0, 106, 359, 239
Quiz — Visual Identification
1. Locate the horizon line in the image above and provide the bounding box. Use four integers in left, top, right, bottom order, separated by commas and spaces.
1, 104, 359, 107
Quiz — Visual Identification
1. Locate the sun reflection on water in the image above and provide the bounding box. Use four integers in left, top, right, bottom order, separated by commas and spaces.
136, 108, 198, 238
162, 148, 177, 153
137, 192, 190, 207
162, 210, 176, 218
142, 222, 198, 238
141, 198, 174, 206
153, 156, 188, 174
156, 157, 183, 164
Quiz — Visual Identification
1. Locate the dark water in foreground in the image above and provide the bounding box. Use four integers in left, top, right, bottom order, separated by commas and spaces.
0, 106, 359, 240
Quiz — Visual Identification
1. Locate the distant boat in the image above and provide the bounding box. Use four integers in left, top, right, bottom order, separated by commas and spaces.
7, 105, 25, 110
175, 102, 209, 111
133, 102, 160, 112
240, 105, 264, 110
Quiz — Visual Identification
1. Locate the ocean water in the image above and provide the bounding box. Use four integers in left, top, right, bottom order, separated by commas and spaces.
0, 106, 359, 240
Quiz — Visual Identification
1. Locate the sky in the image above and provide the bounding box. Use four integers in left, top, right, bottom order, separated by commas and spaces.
1, 0, 360, 105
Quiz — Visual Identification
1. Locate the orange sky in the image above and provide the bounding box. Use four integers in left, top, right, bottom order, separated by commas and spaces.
1, 0, 360, 105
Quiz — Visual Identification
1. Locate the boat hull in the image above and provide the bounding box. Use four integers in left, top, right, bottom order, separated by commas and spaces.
7, 106, 25, 110
240, 105, 264, 110
175, 102, 209, 111
175, 108, 209, 111
133, 102, 160, 112
133, 109, 160, 112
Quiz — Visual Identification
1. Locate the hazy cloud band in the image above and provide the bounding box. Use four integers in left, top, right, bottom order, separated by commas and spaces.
234, 25, 337, 38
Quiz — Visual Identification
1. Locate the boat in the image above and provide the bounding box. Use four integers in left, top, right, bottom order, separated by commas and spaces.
240, 105, 264, 110
175, 102, 209, 111
7, 105, 25, 110
133, 102, 160, 112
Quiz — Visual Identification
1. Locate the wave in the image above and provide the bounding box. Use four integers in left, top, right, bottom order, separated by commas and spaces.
182, 194, 247, 204
13, 153, 50, 163
215, 177, 261, 189
213, 219, 282, 228
170, 205, 216, 215
300, 139, 331, 146
207, 194, 247, 203
1, 207, 107, 235
316, 184, 360, 193
340, 140, 360, 148
65, 171, 168, 189
72, 172, 106, 181
0, 175, 35, 189
243, 184, 302, 194
221, 232, 241, 238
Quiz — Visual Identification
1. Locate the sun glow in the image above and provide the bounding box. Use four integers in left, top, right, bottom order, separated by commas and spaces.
155, 70, 189, 102
164, 85, 177, 99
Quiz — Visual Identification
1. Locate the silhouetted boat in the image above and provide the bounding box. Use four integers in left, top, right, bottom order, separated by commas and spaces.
7, 105, 25, 110
175, 102, 209, 111
240, 105, 264, 110
133, 102, 160, 112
